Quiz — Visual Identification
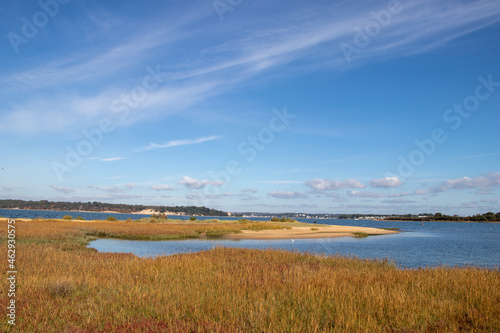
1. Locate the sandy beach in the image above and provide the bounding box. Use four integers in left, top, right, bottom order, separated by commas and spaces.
223, 225, 398, 240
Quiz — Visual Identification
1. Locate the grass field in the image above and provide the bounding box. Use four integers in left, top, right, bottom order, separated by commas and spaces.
1, 218, 499, 332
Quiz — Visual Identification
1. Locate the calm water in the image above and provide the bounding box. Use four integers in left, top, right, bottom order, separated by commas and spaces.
2, 209, 498, 269
90, 218, 500, 269
0, 208, 241, 221
0, 208, 152, 221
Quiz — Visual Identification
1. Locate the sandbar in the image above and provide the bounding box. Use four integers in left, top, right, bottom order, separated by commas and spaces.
223, 225, 398, 240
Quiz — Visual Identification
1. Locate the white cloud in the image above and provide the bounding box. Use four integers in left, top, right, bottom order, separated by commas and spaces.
370, 176, 402, 188
140, 135, 221, 151
268, 191, 308, 199
241, 188, 258, 193
186, 192, 256, 201
326, 192, 347, 202
347, 191, 384, 198
260, 180, 303, 184
305, 178, 365, 191
382, 199, 415, 204
178, 176, 223, 189
100, 186, 124, 193
387, 192, 411, 198
476, 188, 494, 195
241, 194, 259, 201
49, 185, 76, 194
480, 199, 498, 204
432, 172, 500, 192
414, 189, 429, 195
73, 193, 143, 201
152, 185, 175, 191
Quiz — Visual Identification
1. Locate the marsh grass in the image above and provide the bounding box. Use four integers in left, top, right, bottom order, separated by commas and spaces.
46, 280, 74, 298
0, 218, 499, 332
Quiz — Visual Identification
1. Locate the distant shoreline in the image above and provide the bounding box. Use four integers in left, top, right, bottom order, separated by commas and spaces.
373, 219, 499, 223
0, 207, 128, 214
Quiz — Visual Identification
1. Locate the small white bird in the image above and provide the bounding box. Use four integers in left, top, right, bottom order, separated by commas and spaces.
291, 239, 295, 243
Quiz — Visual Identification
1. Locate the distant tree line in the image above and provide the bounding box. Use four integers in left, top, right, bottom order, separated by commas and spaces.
384, 212, 500, 222
0, 199, 229, 217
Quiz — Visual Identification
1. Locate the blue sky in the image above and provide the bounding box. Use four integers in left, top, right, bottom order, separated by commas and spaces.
1, 0, 499, 215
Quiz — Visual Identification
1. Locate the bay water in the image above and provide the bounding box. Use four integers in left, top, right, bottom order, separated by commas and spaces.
2, 209, 498, 269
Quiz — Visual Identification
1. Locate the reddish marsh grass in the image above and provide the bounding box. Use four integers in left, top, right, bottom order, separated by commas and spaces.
0, 218, 499, 332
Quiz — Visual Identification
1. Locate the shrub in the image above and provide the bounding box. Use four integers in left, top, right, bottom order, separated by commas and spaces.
270, 217, 280, 222
151, 213, 168, 219
75, 216, 84, 220
311, 228, 319, 230
190, 216, 197, 221
62, 215, 72, 220
107, 216, 117, 221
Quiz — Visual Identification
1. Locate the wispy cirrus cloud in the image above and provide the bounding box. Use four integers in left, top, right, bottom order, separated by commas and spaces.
459, 152, 500, 160
140, 135, 222, 152
101, 157, 125, 162
2, 0, 499, 135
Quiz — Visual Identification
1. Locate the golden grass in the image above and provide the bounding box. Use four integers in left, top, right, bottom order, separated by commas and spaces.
1, 218, 499, 332
11, 218, 292, 242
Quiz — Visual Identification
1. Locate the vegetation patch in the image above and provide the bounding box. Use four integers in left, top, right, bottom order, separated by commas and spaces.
1, 218, 498, 332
